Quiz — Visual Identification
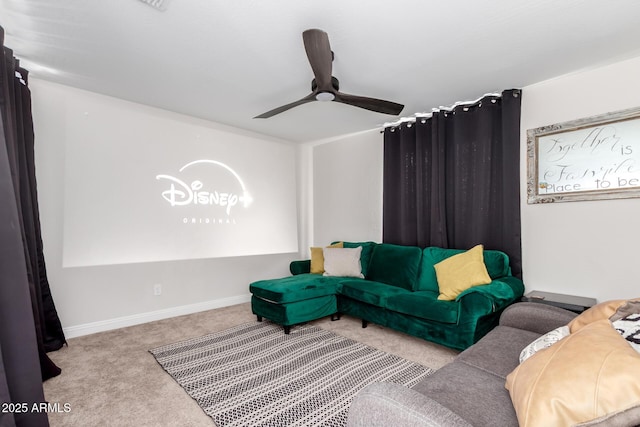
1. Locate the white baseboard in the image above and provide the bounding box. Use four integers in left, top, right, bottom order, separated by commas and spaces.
63, 294, 252, 339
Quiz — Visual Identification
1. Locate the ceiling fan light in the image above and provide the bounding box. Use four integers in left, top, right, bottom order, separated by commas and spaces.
316, 92, 335, 102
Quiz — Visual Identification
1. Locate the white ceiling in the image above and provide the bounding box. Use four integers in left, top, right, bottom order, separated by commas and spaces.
2, 0, 640, 143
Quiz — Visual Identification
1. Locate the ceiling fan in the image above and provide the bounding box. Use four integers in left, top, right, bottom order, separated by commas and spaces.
255, 29, 404, 119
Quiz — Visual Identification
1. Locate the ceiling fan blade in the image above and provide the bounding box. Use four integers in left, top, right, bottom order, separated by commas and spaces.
334, 92, 404, 116
302, 29, 333, 91
256, 29, 404, 119
254, 93, 316, 118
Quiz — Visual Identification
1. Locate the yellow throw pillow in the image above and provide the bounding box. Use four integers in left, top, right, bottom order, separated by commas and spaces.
506, 319, 640, 427
434, 244, 492, 301
310, 242, 343, 274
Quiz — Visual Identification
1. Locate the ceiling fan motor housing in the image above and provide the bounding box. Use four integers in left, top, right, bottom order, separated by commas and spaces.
311, 76, 340, 92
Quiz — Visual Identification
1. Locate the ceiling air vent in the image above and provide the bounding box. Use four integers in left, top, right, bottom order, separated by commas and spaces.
138, 0, 170, 11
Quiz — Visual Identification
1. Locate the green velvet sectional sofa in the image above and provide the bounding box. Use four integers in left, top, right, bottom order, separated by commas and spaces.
249, 241, 524, 350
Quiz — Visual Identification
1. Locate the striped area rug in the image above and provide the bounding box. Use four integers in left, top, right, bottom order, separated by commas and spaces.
150, 321, 433, 427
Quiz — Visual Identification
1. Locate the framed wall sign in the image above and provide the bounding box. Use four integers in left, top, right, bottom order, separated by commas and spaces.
527, 106, 640, 203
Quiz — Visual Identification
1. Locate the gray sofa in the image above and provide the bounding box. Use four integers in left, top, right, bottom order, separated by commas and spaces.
346, 302, 577, 427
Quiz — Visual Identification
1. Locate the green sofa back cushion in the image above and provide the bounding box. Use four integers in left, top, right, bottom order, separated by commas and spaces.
335, 241, 377, 277
366, 243, 422, 291
416, 246, 510, 292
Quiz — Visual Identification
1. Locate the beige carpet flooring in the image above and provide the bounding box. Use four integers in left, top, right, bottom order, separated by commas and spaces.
43, 302, 458, 426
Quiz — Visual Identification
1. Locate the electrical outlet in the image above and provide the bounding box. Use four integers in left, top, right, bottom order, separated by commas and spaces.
153, 283, 162, 296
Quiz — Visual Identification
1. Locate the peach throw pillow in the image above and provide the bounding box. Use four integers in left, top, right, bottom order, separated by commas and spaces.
506, 319, 640, 427
568, 298, 640, 333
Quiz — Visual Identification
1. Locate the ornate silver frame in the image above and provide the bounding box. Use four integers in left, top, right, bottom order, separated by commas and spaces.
527, 106, 640, 204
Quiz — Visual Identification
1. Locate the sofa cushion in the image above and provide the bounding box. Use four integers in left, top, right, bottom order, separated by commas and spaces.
506, 319, 640, 427
416, 246, 510, 292
412, 362, 519, 427
250, 274, 343, 304
434, 245, 492, 301
338, 279, 410, 306
366, 243, 422, 291
456, 325, 541, 379
341, 241, 377, 277
384, 291, 459, 324
310, 241, 343, 274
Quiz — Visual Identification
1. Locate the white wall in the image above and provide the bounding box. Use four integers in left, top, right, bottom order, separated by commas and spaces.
32, 79, 298, 337
296, 144, 314, 257
312, 129, 384, 247
520, 56, 640, 302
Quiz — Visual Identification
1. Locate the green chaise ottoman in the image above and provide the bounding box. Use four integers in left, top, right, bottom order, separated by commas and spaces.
249, 273, 342, 333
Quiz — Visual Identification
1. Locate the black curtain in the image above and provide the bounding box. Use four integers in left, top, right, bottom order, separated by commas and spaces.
383, 89, 522, 278
1, 26, 66, 427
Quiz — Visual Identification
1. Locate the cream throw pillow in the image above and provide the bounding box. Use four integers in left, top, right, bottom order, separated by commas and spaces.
322, 247, 364, 278
506, 319, 640, 427
434, 244, 492, 301
519, 325, 570, 363
310, 242, 343, 274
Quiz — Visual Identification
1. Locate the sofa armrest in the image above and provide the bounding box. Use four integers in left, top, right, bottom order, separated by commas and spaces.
289, 260, 310, 275
499, 302, 577, 334
347, 383, 472, 427
456, 276, 525, 313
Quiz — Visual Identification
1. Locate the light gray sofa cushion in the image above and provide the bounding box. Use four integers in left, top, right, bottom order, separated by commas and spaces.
455, 325, 539, 379
411, 362, 518, 427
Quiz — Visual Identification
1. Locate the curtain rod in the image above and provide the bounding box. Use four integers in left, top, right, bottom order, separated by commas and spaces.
381, 92, 503, 129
